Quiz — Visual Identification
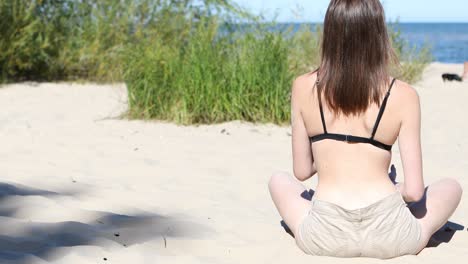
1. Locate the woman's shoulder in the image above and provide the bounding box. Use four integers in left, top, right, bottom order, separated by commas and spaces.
291, 71, 319, 98
391, 78, 420, 105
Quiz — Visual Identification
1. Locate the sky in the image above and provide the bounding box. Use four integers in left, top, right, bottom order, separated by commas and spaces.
232, 0, 468, 23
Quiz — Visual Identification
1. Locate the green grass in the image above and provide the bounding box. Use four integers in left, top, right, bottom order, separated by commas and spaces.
123, 20, 293, 124
0, 1, 432, 125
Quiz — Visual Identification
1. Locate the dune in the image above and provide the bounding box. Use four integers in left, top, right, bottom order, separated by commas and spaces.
0, 63, 467, 263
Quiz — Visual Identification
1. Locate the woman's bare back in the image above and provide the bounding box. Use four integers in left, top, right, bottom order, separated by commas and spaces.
292, 72, 417, 209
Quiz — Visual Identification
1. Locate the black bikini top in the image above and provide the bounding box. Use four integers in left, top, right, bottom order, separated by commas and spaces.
309, 78, 397, 151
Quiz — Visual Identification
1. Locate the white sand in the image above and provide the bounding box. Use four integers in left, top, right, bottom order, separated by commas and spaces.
0, 63, 467, 263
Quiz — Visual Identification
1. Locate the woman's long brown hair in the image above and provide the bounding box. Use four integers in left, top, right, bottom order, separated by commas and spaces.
318, 0, 398, 116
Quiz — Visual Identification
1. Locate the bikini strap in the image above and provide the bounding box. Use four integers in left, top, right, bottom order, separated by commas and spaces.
371, 78, 397, 139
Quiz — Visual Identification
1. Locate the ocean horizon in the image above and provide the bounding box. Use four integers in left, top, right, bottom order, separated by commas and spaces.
279, 22, 468, 64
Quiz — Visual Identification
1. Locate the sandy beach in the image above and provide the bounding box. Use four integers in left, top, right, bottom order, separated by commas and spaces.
0, 63, 467, 263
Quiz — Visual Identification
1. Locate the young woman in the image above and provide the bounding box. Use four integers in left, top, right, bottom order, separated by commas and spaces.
268, 0, 462, 259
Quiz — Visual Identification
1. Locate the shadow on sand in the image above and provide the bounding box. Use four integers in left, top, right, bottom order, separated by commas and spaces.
0, 182, 210, 263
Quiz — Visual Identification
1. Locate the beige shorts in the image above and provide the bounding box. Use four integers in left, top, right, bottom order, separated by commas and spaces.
296, 191, 422, 259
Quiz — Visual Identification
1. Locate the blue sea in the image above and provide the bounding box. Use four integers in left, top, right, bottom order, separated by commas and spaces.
398, 23, 468, 63
285, 23, 468, 63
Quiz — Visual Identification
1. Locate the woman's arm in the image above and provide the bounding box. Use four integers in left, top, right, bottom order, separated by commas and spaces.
291, 76, 317, 181
397, 82, 425, 202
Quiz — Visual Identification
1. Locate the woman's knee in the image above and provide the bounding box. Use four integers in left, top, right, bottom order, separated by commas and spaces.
268, 171, 290, 190
439, 177, 463, 200
449, 178, 463, 200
